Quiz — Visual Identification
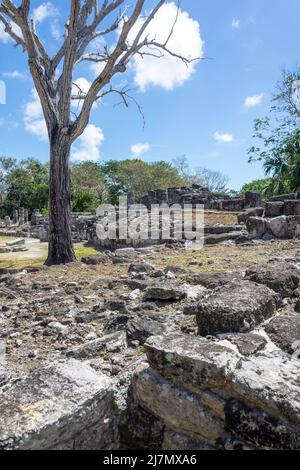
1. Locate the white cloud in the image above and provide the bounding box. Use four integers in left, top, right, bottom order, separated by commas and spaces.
244, 93, 264, 107
232, 18, 240, 29
51, 19, 61, 40
72, 125, 104, 162
213, 131, 234, 143
33, 2, 59, 24
128, 2, 204, 91
24, 89, 48, 142
131, 143, 150, 158
3, 70, 27, 80
72, 77, 93, 110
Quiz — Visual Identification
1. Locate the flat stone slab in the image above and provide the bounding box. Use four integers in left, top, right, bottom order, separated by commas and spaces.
204, 231, 245, 245
245, 262, 300, 298
144, 334, 240, 392
264, 316, 300, 355
229, 350, 300, 427
0, 360, 115, 450
196, 280, 280, 336
66, 331, 126, 359
145, 334, 300, 431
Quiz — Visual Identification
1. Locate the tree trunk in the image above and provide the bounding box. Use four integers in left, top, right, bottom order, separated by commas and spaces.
45, 129, 76, 266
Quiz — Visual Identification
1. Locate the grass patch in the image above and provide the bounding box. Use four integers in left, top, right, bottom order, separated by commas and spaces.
0, 236, 18, 244
0, 243, 99, 269
75, 244, 99, 260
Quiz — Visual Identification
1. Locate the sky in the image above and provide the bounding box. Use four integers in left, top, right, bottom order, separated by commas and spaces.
0, 0, 299, 190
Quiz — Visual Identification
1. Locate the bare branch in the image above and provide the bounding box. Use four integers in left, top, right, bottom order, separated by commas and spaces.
0, 13, 25, 49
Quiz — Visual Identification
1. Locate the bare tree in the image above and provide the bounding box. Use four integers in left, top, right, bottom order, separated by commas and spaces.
0, 0, 196, 265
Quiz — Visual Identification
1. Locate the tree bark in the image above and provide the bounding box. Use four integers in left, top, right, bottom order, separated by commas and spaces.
45, 129, 76, 266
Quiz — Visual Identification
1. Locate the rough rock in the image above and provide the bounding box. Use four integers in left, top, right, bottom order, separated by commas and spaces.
237, 207, 264, 224
196, 280, 280, 336
221, 333, 267, 356
0, 360, 118, 450
225, 399, 300, 450
126, 316, 168, 346
162, 429, 213, 450
269, 215, 300, 239
245, 262, 300, 298
264, 316, 300, 355
204, 224, 244, 235
204, 232, 244, 245
132, 366, 224, 445
246, 217, 268, 238
144, 285, 185, 301
185, 271, 237, 289
283, 200, 300, 216
144, 334, 240, 392
229, 350, 300, 427
81, 254, 108, 265
265, 202, 284, 218
66, 331, 126, 358
0, 364, 9, 387
128, 263, 155, 275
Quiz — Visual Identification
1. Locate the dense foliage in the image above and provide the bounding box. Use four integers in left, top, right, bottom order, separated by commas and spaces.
0, 157, 229, 218
248, 67, 300, 195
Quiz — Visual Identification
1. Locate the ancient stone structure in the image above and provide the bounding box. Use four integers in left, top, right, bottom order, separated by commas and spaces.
0, 252, 300, 449
138, 185, 249, 212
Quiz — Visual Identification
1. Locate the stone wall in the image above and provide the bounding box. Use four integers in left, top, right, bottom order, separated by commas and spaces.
130, 335, 300, 450
137, 185, 260, 212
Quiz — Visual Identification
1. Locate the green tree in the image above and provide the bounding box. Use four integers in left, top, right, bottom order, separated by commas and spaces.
2, 159, 49, 216
71, 161, 108, 212
102, 159, 184, 203
248, 67, 300, 193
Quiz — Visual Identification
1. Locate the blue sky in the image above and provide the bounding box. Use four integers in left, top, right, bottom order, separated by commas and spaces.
0, 0, 299, 190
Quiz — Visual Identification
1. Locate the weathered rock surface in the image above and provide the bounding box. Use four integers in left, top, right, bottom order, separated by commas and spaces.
66, 331, 126, 358
220, 333, 267, 356
162, 429, 213, 450
204, 232, 244, 245
0, 364, 9, 387
229, 350, 300, 427
81, 254, 108, 265
126, 316, 168, 346
264, 316, 300, 355
196, 280, 280, 336
269, 215, 300, 239
144, 334, 240, 392
237, 207, 264, 224
283, 200, 300, 216
185, 271, 236, 289
246, 217, 268, 238
132, 366, 224, 445
265, 202, 284, 218
144, 285, 185, 301
225, 399, 300, 450
0, 360, 118, 450
245, 262, 300, 298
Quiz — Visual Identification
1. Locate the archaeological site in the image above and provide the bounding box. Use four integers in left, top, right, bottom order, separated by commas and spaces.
0, 186, 300, 452
0, 0, 299, 458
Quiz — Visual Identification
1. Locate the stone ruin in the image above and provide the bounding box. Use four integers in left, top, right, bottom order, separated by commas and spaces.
239, 192, 300, 242
3, 188, 300, 249
0, 247, 300, 450
138, 185, 262, 212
